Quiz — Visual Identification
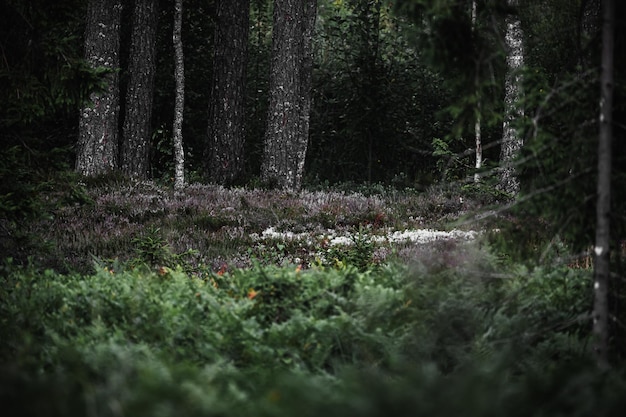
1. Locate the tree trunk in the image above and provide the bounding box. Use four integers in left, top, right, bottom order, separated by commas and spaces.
498, 0, 524, 195
472, 0, 482, 184
299, 0, 316, 186
206, 0, 250, 185
173, 0, 185, 190
592, 0, 614, 371
474, 102, 482, 183
260, 0, 317, 190
76, 0, 122, 176
121, 0, 159, 180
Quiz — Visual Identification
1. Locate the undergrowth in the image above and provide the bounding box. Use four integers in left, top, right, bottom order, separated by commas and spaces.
2, 176, 623, 416
1, 255, 616, 417
2, 176, 480, 273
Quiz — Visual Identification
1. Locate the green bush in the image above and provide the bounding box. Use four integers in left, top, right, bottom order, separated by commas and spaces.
0, 258, 620, 417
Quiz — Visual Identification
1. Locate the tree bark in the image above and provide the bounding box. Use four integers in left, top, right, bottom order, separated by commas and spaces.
206, 0, 250, 185
76, 0, 122, 176
592, 0, 614, 371
121, 0, 159, 180
173, 0, 185, 190
498, 0, 524, 195
474, 103, 482, 183
299, 0, 316, 186
472, 0, 482, 184
260, 0, 317, 190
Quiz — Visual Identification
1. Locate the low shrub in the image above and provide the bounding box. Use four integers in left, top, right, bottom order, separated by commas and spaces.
0, 253, 616, 417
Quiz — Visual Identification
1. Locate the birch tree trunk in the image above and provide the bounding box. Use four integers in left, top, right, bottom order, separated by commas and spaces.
173, 0, 185, 190
474, 101, 482, 183
76, 0, 122, 176
592, 0, 614, 371
206, 0, 250, 185
498, 0, 524, 195
121, 0, 159, 180
472, 0, 482, 183
260, 0, 317, 190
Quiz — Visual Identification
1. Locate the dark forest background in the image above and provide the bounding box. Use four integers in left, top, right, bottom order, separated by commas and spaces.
4, 1, 626, 413
2, 0, 620, 183
2, 0, 626, 256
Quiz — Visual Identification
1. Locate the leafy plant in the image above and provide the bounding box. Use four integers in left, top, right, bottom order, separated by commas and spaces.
322, 227, 377, 271
0, 250, 622, 417
130, 225, 197, 271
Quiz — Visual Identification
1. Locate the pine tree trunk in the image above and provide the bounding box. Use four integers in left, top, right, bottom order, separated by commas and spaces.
121, 0, 159, 180
173, 0, 185, 190
498, 0, 524, 195
592, 0, 614, 371
206, 0, 250, 185
76, 0, 122, 176
261, 0, 317, 190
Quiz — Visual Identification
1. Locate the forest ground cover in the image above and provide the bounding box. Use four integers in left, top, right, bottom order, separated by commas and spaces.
2, 176, 626, 416
3, 175, 485, 274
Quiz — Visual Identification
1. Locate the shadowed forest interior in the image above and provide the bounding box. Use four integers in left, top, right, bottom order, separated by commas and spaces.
2, 0, 626, 415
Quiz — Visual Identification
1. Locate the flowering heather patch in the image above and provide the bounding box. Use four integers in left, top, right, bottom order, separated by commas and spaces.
23, 180, 481, 273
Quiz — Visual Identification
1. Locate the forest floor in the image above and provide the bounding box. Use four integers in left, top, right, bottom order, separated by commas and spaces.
4, 177, 620, 417
5, 177, 494, 274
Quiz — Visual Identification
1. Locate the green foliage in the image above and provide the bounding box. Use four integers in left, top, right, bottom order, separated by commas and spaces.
321, 227, 377, 271
391, 0, 507, 183
480, 0, 626, 262
1, 251, 618, 416
307, 0, 449, 185
513, 69, 599, 254
0, 145, 91, 221
3, 0, 626, 413
0, 147, 47, 222
129, 225, 198, 272
492, 264, 593, 368
432, 136, 469, 181
0, 0, 106, 134
0, 148, 93, 267
494, 25, 626, 258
